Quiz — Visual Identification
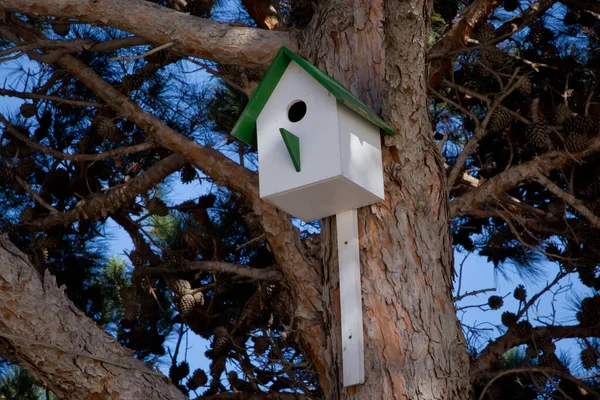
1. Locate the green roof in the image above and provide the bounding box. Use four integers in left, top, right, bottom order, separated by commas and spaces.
231, 46, 396, 147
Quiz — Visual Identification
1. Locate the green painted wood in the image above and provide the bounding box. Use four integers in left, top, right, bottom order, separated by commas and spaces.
231, 47, 395, 147
279, 128, 301, 172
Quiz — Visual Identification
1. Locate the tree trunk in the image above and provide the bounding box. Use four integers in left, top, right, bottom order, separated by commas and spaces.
0, 235, 186, 400
301, 0, 472, 398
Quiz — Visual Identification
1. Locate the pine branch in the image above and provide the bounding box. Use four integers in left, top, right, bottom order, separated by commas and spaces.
142, 261, 284, 281
450, 136, 600, 218
472, 324, 600, 380
0, 88, 102, 107
535, 173, 600, 228
24, 154, 187, 231
477, 366, 600, 400
0, 113, 155, 161
429, 0, 502, 87
0, 0, 297, 67
560, 0, 600, 13
5, 15, 325, 343
13, 22, 323, 325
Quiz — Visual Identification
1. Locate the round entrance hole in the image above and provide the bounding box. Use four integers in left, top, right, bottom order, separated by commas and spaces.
287, 100, 307, 123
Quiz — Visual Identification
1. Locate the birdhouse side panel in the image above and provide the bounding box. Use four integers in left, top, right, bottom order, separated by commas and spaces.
337, 104, 385, 201
256, 61, 341, 199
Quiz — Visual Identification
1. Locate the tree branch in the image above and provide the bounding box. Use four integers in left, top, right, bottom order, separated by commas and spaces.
450, 137, 600, 218
0, 113, 155, 161
0, 235, 186, 399
429, 0, 502, 87
560, 0, 600, 13
25, 154, 186, 231
535, 173, 600, 228
0, 0, 297, 67
16, 29, 324, 327
142, 261, 284, 281
0, 88, 103, 107
471, 324, 600, 379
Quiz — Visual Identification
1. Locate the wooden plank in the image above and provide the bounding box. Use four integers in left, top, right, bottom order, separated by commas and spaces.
336, 209, 365, 387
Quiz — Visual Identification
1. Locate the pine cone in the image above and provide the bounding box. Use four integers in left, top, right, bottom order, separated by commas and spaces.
147, 49, 168, 65
180, 164, 197, 184
488, 295, 504, 310
147, 197, 169, 216
170, 279, 192, 297
20, 206, 35, 223
169, 361, 190, 382
565, 131, 588, 153
179, 294, 196, 315
19, 103, 36, 119
489, 108, 512, 132
545, 199, 565, 218
128, 249, 149, 268
16, 158, 36, 178
577, 295, 600, 327
525, 345, 539, 359
252, 336, 269, 355
514, 320, 532, 338
212, 326, 230, 356
122, 74, 145, 91
565, 115, 593, 135
553, 104, 573, 125
501, 311, 518, 328
484, 49, 510, 71
527, 27, 554, 46
162, 251, 183, 269
183, 226, 206, 250
474, 23, 496, 43
525, 123, 551, 148
516, 77, 532, 96
0, 167, 12, 185
193, 291, 204, 306
36, 235, 60, 250
513, 284, 527, 301
96, 118, 123, 142
187, 369, 208, 390
581, 348, 598, 370
541, 340, 556, 355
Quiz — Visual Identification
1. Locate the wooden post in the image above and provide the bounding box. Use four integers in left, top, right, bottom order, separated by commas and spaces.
336, 209, 365, 387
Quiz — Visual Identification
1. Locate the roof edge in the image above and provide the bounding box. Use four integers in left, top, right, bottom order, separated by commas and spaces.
230, 47, 396, 148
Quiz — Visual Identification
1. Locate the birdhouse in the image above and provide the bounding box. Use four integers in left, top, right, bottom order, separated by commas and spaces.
232, 46, 396, 388
231, 46, 395, 222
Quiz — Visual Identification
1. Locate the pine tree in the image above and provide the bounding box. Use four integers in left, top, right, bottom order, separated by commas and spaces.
1, 1, 600, 399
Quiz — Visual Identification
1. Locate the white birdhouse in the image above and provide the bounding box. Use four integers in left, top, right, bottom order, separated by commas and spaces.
232, 47, 395, 222
231, 47, 396, 388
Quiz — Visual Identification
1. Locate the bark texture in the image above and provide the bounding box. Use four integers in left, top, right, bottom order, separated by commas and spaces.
0, 235, 186, 400
0, 0, 297, 67
300, 0, 472, 398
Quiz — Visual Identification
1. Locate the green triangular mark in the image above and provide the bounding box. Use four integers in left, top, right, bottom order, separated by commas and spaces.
279, 128, 301, 172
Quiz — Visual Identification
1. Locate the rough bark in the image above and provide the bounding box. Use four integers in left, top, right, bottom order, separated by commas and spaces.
0, 0, 297, 67
299, 0, 471, 398
0, 235, 186, 400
